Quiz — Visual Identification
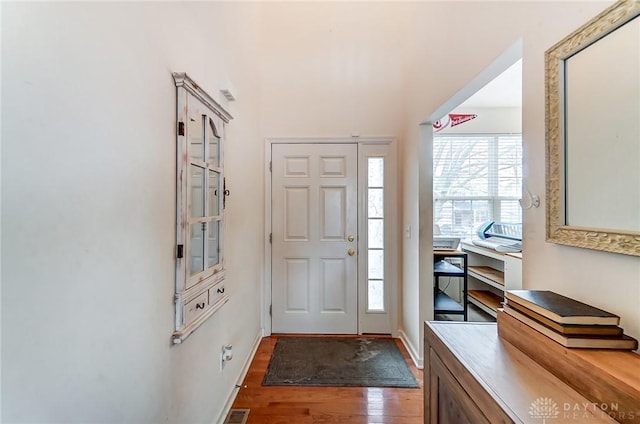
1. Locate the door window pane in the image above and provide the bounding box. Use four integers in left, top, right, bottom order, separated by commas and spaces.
368, 189, 384, 218
208, 118, 220, 167
188, 114, 204, 162
368, 250, 384, 279
368, 157, 384, 187
189, 223, 205, 275
208, 170, 220, 216
368, 219, 383, 249
367, 280, 384, 311
190, 165, 204, 218
207, 221, 220, 268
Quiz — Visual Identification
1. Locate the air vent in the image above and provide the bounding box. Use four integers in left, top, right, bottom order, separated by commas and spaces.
224, 409, 249, 424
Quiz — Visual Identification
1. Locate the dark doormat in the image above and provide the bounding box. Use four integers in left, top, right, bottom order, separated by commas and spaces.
262, 337, 419, 388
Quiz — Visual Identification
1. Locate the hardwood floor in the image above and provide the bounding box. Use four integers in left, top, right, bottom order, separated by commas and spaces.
231, 335, 424, 424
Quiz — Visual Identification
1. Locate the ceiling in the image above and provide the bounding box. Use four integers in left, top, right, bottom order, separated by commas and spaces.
457, 59, 522, 109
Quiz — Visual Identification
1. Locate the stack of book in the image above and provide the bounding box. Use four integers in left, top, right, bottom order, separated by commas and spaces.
501, 290, 638, 350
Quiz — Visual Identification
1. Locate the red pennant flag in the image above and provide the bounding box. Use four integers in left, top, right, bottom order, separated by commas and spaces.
433, 113, 477, 132
449, 113, 477, 127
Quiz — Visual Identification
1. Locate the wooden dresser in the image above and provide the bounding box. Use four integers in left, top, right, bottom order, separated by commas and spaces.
424, 321, 640, 423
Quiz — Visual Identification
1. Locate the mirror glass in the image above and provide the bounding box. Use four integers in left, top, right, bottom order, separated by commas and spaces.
546, 0, 640, 256
564, 15, 640, 232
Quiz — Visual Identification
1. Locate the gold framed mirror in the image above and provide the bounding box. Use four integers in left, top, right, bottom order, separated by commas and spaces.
545, 0, 640, 256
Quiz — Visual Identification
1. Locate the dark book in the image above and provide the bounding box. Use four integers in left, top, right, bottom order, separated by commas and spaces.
500, 307, 638, 350
506, 301, 623, 336
505, 290, 620, 326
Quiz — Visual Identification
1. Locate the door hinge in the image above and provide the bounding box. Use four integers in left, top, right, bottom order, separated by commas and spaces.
269, 161, 272, 172
269, 233, 272, 244
176, 244, 184, 258
269, 304, 272, 317
178, 121, 185, 136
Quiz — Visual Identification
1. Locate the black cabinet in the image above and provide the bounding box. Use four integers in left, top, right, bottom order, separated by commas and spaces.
433, 251, 467, 321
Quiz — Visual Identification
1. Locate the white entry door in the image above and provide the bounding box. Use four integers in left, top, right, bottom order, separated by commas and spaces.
271, 143, 358, 333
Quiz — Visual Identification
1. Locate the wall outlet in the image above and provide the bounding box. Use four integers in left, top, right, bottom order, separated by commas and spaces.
221, 344, 233, 370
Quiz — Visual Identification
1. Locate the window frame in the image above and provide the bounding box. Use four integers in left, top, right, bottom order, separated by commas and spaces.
172, 73, 232, 344
365, 156, 385, 313
433, 133, 522, 238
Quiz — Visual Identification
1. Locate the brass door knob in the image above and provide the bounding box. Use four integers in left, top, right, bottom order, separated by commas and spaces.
348, 235, 355, 242
347, 248, 356, 256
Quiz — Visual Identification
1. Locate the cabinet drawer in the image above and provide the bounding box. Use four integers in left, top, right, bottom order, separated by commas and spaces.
209, 283, 226, 306
185, 290, 209, 323
429, 350, 491, 424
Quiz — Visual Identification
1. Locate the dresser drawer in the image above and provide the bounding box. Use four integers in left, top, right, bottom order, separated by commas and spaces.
185, 290, 209, 323
210, 282, 226, 306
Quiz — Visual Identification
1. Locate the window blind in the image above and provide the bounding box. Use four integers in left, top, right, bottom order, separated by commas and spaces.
433, 134, 522, 238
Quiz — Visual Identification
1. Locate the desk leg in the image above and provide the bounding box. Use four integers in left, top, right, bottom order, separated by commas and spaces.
463, 257, 468, 321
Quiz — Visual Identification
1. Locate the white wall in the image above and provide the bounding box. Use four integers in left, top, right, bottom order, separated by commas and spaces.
257, 2, 411, 138
1, 2, 264, 422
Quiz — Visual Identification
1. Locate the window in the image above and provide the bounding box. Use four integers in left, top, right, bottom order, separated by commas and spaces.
172, 73, 232, 344
358, 142, 396, 335
367, 157, 385, 312
433, 134, 522, 238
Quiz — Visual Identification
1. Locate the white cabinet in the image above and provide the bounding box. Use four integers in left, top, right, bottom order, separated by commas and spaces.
172, 73, 232, 344
460, 241, 522, 318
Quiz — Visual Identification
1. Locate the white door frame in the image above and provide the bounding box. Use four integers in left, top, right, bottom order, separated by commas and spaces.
263, 137, 398, 336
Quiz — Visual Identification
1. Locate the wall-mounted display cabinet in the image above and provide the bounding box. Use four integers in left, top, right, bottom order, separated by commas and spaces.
172, 73, 233, 344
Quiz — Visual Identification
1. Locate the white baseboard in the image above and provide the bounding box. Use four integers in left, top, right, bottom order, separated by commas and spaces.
398, 329, 423, 369
216, 328, 264, 424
